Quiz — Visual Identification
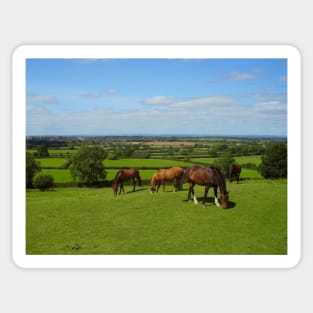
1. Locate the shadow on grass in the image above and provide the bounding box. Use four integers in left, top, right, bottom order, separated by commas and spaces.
125, 187, 149, 194
183, 196, 236, 209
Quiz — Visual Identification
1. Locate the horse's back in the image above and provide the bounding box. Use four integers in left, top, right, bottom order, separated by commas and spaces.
164, 167, 184, 180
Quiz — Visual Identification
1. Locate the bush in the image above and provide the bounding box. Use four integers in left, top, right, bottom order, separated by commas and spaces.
33, 175, 54, 191
259, 143, 287, 178
26, 152, 41, 188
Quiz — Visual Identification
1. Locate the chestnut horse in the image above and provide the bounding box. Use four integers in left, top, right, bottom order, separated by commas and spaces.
112, 168, 141, 196
181, 165, 229, 208
229, 164, 241, 183
150, 166, 184, 193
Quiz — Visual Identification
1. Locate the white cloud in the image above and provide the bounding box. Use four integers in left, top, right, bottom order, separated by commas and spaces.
27, 94, 59, 104
143, 95, 235, 111
81, 88, 118, 99
143, 96, 176, 105
224, 71, 255, 81
171, 96, 235, 109
26, 96, 287, 136
248, 93, 287, 103
254, 102, 286, 115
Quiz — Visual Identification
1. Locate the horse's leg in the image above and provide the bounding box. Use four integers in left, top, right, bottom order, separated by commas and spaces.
213, 186, 220, 207
203, 186, 209, 207
187, 183, 192, 202
162, 180, 165, 192
174, 178, 178, 192
156, 181, 161, 193
132, 178, 136, 192
119, 184, 122, 194
189, 183, 197, 204
193, 185, 198, 205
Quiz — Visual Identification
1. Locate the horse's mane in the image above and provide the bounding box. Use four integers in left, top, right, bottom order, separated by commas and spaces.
208, 166, 227, 194
113, 169, 124, 183
151, 172, 159, 186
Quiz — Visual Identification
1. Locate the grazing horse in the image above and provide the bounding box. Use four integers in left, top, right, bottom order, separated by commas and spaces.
181, 165, 229, 208
229, 164, 241, 183
150, 166, 184, 193
112, 168, 141, 196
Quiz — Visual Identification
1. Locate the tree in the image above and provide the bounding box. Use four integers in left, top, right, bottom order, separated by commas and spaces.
26, 152, 41, 188
70, 146, 107, 184
213, 151, 235, 178
259, 143, 287, 178
33, 175, 54, 191
36, 145, 49, 157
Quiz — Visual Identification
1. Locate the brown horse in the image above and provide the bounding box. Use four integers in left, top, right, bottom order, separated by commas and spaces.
150, 167, 184, 193
181, 165, 229, 208
229, 164, 241, 183
112, 168, 141, 196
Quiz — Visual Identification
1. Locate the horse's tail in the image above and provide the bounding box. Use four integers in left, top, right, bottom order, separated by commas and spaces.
136, 169, 142, 186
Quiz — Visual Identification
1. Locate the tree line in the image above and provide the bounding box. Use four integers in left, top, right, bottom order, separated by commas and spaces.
26, 143, 287, 191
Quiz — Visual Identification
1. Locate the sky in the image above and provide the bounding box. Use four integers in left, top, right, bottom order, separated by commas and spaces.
26, 58, 287, 137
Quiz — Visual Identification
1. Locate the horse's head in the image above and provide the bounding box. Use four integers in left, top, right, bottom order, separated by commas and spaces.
112, 182, 118, 196
150, 173, 159, 193
220, 191, 229, 209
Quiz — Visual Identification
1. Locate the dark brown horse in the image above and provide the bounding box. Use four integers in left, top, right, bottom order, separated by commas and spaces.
112, 168, 141, 196
150, 167, 184, 193
229, 164, 241, 183
181, 165, 229, 208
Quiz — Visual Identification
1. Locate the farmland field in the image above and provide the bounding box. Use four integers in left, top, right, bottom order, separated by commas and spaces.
26, 179, 287, 255
103, 158, 193, 168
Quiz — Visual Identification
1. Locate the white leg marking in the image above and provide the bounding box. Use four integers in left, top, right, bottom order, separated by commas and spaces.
194, 196, 198, 205
215, 197, 221, 207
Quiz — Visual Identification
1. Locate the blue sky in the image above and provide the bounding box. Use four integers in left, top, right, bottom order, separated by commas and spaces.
26, 58, 287, 136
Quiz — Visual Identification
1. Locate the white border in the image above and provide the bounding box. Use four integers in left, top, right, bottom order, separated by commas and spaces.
12, 45, 301, 269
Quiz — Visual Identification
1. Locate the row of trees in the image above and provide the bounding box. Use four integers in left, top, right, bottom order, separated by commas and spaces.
26, 143, 287, 190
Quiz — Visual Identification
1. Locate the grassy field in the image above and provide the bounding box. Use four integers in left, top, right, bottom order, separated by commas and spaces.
34, 155, 263, 184
26, 179, 287, 255
35, 158, 67, 168
103, 158, 193, 168
36, 167, 262, 184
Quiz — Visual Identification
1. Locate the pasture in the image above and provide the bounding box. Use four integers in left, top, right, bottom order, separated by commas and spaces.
34, 155, 263, 184
26, 179, 287, 255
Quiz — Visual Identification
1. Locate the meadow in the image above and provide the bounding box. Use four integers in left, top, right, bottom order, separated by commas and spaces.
26, 179, 287, 255
34, 155, 263, 184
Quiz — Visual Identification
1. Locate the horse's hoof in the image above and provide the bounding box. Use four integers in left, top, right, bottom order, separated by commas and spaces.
202, 204, 206, 208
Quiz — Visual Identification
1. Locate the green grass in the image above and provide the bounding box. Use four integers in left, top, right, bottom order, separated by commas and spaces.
103, 158, 193, 168
190, 155, 262, 166
26, 179, 287, 255
35, 169, 73, 183
35, 158, 67, 168
235, 155, 262, 165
